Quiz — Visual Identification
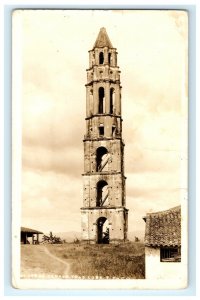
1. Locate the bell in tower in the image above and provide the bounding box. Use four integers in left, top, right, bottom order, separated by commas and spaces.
81, 28, 128, 244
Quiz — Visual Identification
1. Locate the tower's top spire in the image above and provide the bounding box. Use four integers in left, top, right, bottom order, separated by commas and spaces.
93, 27, 113, 49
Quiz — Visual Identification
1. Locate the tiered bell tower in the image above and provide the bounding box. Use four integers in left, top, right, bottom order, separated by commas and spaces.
81, 28, 128, 244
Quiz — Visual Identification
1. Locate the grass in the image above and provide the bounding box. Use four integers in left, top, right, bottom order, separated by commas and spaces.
21, 242, 145, 279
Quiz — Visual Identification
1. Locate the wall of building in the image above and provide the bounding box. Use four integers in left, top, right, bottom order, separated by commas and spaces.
145, 247, 184, 280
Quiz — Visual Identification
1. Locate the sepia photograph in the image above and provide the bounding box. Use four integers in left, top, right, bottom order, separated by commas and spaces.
12, 9, 188, 289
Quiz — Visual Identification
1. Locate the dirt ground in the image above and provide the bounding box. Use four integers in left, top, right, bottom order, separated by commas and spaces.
21, 245, 71, 278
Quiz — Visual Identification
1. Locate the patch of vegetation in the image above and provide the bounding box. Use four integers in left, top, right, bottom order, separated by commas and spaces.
47, 242, 145, 279
42, 231, 63, 244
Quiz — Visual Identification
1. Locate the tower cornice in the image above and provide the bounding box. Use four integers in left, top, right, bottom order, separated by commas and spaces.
82, 171, 127, 178
83, 137, 125, 144
81, 207, 129, 211
85, 114, 122, 120
85, 80, 121, 87
86, 65, 120, 71
88, 48, 117, 52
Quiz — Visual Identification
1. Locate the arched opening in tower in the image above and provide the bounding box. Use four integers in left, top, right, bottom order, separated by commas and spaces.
96, 146, 109, 172
98, 87, 105, 114
89, 89, 93, 113
108, 53, 112, 65
97, 180, 109, 207
99, 52, 104, 64
110, 88, 115, 114
97, 217, 109, 244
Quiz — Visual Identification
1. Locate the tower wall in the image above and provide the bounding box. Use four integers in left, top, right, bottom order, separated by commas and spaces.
82, 173, 125, 207
83, 139, 124, 174
81, 208, 128, 243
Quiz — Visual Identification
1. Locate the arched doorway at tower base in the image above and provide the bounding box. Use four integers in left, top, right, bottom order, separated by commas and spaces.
96, 217, 109, 244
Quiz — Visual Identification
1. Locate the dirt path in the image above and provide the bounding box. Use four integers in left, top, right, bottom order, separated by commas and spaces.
43, 245, 71, 276
21, 245, 71, 278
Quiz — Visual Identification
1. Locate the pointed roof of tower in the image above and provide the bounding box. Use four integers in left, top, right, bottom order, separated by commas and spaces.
93, 27, 113, 49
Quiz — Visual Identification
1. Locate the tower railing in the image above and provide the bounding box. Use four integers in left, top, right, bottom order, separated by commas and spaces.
100, 192, 109, 206
98, 153, 109, 172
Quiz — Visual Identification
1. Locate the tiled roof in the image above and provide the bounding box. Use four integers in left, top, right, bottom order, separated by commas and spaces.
93, 27, 113, 49
21, 227, 43, 234
143, 206, 181, 247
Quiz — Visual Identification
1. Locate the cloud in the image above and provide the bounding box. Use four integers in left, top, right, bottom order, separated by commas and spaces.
23, 144, 83, 176
124, 110, 183, 174
17, 10, 187, 234
22, 170, 83, 232
125, 146, 181, 174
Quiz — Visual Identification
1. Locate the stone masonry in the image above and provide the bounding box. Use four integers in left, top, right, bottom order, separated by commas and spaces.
80, 28, 128, 244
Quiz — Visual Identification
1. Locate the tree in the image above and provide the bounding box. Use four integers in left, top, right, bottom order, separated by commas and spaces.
42, 231, 63, 244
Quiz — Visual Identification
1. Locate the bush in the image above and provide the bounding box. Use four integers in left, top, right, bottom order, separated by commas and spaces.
42, 232, 63, 244
73, 237, 80, 244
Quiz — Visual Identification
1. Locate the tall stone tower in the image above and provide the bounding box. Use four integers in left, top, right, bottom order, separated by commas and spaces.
81, 28, 128, 244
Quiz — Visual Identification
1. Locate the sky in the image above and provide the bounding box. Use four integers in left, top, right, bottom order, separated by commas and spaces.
14, 10, 188, 238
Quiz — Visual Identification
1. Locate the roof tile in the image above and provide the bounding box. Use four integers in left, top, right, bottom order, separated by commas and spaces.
144, 206, 181, 247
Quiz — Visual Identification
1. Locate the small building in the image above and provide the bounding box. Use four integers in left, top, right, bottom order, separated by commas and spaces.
143, 205, 182, 279
21, 227, 43, 244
